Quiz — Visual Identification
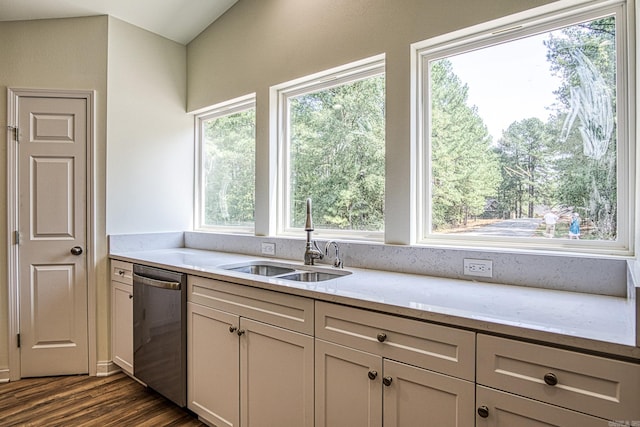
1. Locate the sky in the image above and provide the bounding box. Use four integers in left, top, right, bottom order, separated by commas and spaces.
447, 32, 564, 142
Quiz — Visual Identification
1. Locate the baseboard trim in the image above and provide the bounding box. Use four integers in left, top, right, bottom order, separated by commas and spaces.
0, 368, 9, 383
96, 360, 122, 377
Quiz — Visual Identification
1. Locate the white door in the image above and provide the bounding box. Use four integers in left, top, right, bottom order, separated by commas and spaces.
17, 95, 89, 377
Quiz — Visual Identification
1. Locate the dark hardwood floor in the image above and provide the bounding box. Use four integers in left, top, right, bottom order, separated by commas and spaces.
0, 372, 205, 426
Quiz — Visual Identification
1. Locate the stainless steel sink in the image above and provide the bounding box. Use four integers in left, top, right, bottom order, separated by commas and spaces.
278, 271, 347, 282
221, 261, 351, 282
225, 264, 295, 277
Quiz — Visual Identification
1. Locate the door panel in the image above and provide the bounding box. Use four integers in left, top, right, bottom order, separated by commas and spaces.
315, 339, 382, 427
18, 96, 88, 377
31, 157, 75, 237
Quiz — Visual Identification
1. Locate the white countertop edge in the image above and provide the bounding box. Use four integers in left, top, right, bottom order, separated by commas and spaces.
110, 247, 640, 361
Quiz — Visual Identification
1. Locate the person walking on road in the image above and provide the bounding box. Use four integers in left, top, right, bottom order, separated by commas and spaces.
543, 209, 559, 238
569, 212, 581, 239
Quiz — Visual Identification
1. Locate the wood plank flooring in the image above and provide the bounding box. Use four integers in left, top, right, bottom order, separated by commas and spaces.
0, 372, 205, 426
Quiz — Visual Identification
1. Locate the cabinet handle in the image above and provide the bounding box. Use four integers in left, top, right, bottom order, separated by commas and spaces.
128, 294, 133, 299
382, 376, 392, 386
118, 270, 125, 276
477, 406, 489, 418
229, 326, 238, 333
368, 370, 378, 380
237, 329, 245, 336
377, 332, 387, 343
543, 372, 558, 386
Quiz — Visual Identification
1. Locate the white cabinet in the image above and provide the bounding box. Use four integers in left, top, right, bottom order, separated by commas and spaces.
315, 301, 476, 427
110, 260, 133, 375
187, 276, 314, 427
476, 334, 640, 426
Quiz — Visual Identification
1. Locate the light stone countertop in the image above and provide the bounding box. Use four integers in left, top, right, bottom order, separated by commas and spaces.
110, 247, 639, 360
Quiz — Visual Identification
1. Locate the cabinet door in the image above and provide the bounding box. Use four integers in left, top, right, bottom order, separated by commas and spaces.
383, 359, 475, 427
315, 339, 383, 427
476, 386, 610, 427
111, 281, 133, 375
240, 318, 314, 427
188, 302, 240, 427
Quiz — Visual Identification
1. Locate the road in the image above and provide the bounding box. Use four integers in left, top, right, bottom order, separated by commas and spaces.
460, 218, 542, 237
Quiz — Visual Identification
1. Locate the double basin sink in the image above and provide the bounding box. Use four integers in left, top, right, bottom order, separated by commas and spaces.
220, 260, 351, 282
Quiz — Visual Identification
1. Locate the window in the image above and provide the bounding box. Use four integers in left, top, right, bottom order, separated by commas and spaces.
276, 55, 386, 239
195, 96, 256, 232
416, 1, 632, 254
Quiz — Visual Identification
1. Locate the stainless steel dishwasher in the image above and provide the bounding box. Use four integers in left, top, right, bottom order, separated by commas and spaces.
133, 264, 186, 407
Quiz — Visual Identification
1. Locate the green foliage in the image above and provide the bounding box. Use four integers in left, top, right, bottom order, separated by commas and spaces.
545, 15, 617, 239
497, 118, 553, 219
289, 75, 385, 231
203, 109, 255, 226
430, 60, 501, 229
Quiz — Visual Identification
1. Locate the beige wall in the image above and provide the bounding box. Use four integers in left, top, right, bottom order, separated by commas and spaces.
0, 15, 191, 378
106, 17, 192, 236
187, 0, 555, 242
0, 16, 109, 375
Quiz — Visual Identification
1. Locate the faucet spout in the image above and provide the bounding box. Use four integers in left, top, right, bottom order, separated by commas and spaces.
304, 198, 323, 265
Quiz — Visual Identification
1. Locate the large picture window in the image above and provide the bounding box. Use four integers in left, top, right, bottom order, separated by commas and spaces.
416, 1, 632, 253
276, 56, 386, 238
195, 96, 256, 231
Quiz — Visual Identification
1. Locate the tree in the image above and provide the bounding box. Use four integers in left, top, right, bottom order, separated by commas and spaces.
497, 118, 552, 218
430, 59, 500, 229
203, 109, 255, 226
289, 75, 385, 231
545, 16, 617, 239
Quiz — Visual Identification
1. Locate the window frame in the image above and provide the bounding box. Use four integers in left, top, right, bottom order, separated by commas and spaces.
194, 94, 256, 233
413, 0, 635, 256
274, 54, 386, 241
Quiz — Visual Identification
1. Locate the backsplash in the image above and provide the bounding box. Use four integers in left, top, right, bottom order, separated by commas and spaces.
109, 231, 628, 297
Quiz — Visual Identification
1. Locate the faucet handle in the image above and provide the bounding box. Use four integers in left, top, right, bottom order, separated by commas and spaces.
324, 240, 344, 269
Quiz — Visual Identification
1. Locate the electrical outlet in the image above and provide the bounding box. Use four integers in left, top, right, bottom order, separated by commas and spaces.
463, 259, 493, 278
261, 242, 276, 256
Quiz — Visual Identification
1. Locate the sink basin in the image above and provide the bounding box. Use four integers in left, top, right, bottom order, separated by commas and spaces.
225, 263, 295, 276
279, 271, 348, 282
221, 261, 351, 282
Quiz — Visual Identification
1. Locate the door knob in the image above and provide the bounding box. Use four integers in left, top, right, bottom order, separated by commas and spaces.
70, 246, 83, 256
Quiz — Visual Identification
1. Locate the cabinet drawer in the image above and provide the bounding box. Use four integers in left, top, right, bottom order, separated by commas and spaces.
477, 334, 640, 421
188, 275, 314, 335
315, 301, 475, 380
111, 260, 133, 285
476, 386, 609, 426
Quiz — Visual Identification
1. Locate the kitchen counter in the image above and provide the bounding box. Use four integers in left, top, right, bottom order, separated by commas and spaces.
110, 247, 639, 360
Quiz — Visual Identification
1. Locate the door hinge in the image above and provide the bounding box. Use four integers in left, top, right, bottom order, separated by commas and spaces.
7, 126, 19, 142
17, 333, 20, 348
14, 230, 21, 245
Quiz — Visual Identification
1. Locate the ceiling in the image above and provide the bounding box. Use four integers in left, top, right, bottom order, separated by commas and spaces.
0, 0, 238, 44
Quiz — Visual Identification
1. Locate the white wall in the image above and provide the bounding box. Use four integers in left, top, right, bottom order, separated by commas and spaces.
106, 17, 193, 235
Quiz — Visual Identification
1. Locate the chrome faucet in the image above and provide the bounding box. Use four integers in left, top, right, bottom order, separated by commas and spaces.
304, 198, 324, 265
324, 240, 343, 268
